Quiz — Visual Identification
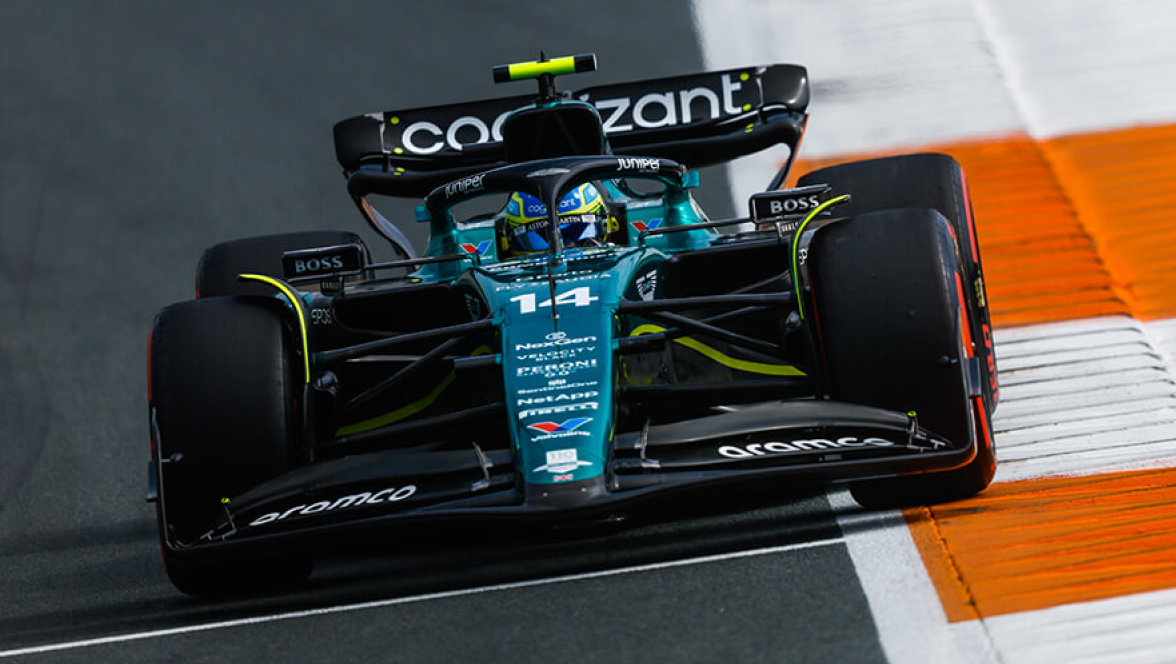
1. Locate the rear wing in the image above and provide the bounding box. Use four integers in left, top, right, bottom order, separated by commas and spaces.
334, 64, 808, 198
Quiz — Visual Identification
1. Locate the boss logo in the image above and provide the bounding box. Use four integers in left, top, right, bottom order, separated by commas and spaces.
282, 244, 364, 280
769, 195, 820, 214
294, 255, 345, 274
750, 185, 833, 222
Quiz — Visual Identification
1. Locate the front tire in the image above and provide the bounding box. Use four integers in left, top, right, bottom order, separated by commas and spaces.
149, 296, 312, 595
809, 208, 995, 509
799, 153, 997, 413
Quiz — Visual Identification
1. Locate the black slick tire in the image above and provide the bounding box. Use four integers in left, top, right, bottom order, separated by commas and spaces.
799, 153, 998, 413
149, 296, 312, 595
195, 230, 369, 298
808, 208, 996, 509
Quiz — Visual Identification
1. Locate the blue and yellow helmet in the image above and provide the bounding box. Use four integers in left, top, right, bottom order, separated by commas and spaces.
503, 183, 607, 254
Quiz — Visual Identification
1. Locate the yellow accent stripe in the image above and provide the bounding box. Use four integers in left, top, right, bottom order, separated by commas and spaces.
792, 195, 851, 319
239, 273, 311, 384
508, 56, 578, 80
630, 324, 805, 377
335, 372, 456, 437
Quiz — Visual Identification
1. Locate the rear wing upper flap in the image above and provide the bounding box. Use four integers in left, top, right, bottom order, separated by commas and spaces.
334, 64, 808, 197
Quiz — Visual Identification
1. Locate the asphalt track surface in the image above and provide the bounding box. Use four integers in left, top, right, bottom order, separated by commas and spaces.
0, 2, 887, 662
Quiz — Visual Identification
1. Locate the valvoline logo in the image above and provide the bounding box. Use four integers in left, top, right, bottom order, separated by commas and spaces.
527, 418, 592, 434
630, 218, 662, 233
460, 240, 492, 255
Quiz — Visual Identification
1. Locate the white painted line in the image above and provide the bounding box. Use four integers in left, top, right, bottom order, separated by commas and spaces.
829, 490, 998, 664
0, 538, 843, 659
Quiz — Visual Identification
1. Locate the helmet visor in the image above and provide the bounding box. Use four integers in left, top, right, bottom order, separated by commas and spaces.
511, 214, 602, 253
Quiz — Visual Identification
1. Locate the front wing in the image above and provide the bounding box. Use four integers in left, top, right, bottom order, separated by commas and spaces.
153, 400, 974, 560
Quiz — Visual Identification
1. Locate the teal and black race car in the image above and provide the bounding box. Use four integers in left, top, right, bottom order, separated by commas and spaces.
147, 54, 998, 595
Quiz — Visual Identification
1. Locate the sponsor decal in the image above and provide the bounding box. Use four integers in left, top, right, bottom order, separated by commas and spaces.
527, 167, 570, 178
516, 347, 595, 363
517, 379, 600, 396
310, 308, 334, 326
636, 270, 658, 301
617, 157, 660, 173
282, 244, 365, 279
460, 240, 492, 256
247, 485, 417, 527
516, 360, 597, 379
293, 255, 344, 273
580, 73, 753, 134
534, 448, 593, 474
444, 173, 485, 198
462, 291, 486, 319
527, 417, 592, 434
630, 218, 663, 233
717, 437, 896, 459
553, 473, 575, 482
518, 401, 598, 419
750, 185, 832, 222
518, 391, 598, 406
494, 273, 601, 291
395, 73, 753, 156
515, 332, 597, 351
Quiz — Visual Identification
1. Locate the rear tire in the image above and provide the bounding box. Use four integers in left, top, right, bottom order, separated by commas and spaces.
799, 153, 997, 413
808, 208, 995, 509
149, 296, 312, 595
196, 230, 369, 298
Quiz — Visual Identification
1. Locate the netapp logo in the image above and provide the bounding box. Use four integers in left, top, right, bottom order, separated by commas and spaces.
293, 255, 345, 274
248, 485, 417, 527
717, 437, 895, 459
517, 391, 598, 406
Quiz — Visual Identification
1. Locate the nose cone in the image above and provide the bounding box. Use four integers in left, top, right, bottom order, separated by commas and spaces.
524, 474, 607, 509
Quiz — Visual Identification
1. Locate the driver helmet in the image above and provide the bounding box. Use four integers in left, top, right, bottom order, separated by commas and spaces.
502, 183, 608, 255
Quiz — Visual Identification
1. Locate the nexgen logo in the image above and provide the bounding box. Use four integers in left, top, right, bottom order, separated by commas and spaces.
718, 437, 896, 459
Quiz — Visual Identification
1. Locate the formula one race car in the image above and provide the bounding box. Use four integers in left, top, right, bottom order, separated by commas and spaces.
147, 54, 998, 595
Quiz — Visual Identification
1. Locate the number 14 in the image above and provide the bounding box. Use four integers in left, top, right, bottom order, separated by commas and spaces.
510, 287, 599, 314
